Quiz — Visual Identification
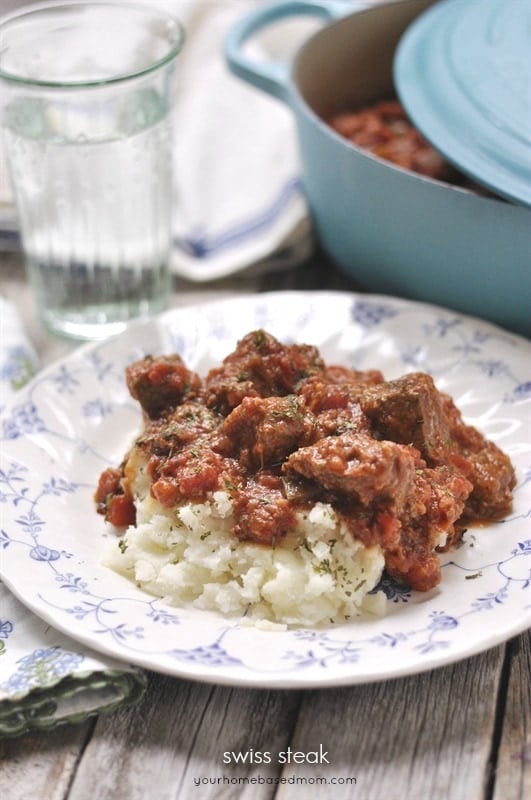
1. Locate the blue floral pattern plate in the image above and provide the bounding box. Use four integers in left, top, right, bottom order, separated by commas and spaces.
1, 291, 530, 688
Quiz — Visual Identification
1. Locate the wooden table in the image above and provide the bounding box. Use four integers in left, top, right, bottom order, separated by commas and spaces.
1, 249, 530, 800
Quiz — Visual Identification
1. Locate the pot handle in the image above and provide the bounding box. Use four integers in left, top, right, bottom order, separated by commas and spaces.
225, 0, 367, 102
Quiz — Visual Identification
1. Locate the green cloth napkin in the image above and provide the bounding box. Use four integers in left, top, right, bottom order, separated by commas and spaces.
0, 589, 147, 737
0, 297, 147, 737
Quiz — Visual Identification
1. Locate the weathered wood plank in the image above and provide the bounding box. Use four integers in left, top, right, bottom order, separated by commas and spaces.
0, 721, 93, 800
276, 646, 506, 800
66, 674, 301, 800
493, 631, 531, 800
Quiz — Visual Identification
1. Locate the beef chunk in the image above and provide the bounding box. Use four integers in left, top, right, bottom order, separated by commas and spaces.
214, 395, 317, 472
462, 441, 515, 518
283, 432, 419, 509
359, 372, 451, 463
360, 374, 516, 519
135, 403, 222, 457
205, 329, 325, 414
439, 393, 516, 518
406, 466, 472, 550
384, 465, 473, 591
126, 355, 203, 419
296, 375, 373, 438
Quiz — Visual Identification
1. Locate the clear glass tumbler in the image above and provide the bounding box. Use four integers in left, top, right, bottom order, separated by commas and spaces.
0, 3, 185, 340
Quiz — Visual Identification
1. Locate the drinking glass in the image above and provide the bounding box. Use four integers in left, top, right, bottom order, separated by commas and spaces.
0, 2, 185, 340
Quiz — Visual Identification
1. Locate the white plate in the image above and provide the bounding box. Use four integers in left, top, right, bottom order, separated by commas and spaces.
1, 291, 530, 688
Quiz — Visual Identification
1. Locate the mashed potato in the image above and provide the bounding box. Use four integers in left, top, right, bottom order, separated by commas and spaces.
104, 491, 386, 627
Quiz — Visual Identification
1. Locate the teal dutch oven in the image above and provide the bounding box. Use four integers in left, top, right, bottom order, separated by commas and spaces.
225, 0, 531, 337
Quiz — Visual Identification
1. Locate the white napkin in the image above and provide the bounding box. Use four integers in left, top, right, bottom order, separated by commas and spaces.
0, 297, 146, 738
0, 0, 314, 280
